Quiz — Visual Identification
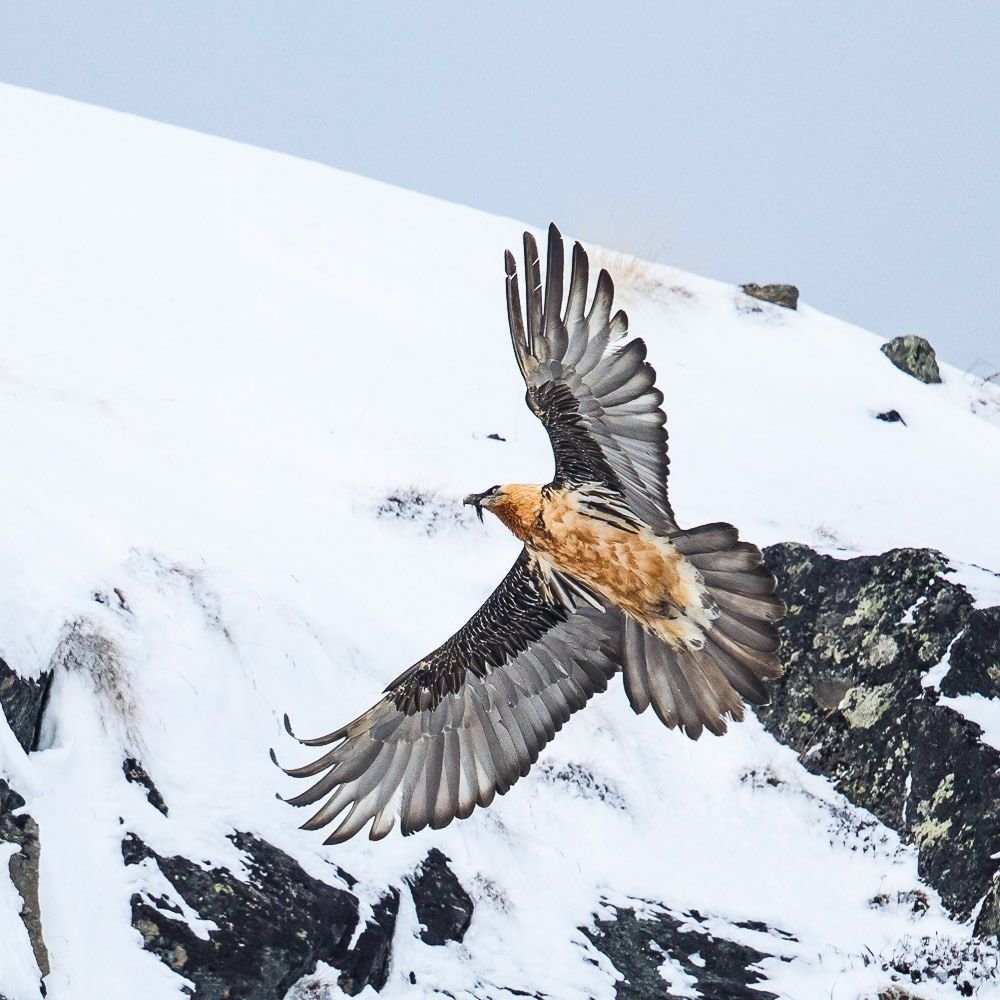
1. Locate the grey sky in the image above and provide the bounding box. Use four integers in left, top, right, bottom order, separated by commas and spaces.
1, 2, 996, 370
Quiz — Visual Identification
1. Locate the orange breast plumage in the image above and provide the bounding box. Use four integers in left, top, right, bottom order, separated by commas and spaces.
524, 487, 712, 646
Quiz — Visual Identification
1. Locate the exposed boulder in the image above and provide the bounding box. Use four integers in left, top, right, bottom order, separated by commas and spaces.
740, 283, 799, 310
880, 336, 942, 384
876, 409, 907, 425
0, 657, 50, 753
405, 847, 474, 946
583, 903, 780, 999
122, 756, 169, 815
122, 831, 397, 998
760, 543, 1000, 933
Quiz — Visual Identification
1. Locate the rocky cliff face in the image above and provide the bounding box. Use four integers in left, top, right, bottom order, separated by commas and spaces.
759, 544, 1000, 938
2, 545, 998, 998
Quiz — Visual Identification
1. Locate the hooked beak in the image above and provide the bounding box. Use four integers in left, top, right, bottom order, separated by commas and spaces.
464, 493, 486, 522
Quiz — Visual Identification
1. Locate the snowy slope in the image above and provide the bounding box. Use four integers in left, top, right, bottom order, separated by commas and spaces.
1, 82, 999, 999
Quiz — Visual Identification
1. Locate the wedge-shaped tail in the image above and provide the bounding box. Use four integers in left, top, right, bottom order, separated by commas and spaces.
622, 522, 785, 739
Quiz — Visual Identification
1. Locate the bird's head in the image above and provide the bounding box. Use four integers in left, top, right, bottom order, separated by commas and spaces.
463, 484, 504, 523
463, 483, 543, 540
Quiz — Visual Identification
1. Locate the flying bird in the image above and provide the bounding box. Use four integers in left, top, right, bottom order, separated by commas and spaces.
276, 224, 785, 844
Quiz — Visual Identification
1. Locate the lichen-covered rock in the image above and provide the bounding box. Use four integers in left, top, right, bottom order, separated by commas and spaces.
741, 283, 799, 310
0, 779, 49, 983
880, 335, 942, 384
583, 903, 780, 999
122, 831, 397, 998
406, 847, 474, 946
0, 657, 50, 753
940, 608, 1000, 699
759, 545, 970, 827
760, 543, 1000, 930
905, 702, 1000, 931
975, 877, 1000, 938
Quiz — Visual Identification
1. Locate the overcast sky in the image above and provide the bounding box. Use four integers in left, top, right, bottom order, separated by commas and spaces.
1, 2, 996, 370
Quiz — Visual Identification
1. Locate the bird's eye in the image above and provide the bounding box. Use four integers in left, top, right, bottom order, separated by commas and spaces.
488, 484, 501, 496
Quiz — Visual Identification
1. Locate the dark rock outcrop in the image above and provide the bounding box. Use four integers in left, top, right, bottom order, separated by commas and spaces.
941, 608, 1000, 700
907, 703, 1000, 935
340, 888, 399, 995
760, 543, 1000, 933
975, 878, 1000, 938
1, 779, 49, 983
741, 283, 799, 310
583, 903, 780, 999
0, 657, 50, 753
123, 831, 397, 998
876, 409, 907, 425
122, 756, 169, 815
881, 335, 942, 384
406, 847, 474, 946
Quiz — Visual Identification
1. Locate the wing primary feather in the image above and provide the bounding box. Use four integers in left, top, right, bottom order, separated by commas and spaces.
400, 746, 432, 836
543, 224, 564, 332
369, 742, 412, 826
301, 782, 355, 832
543, 223, 569, 360
562, 241, 591, 368
432, 730, 461, 829
506, 250, 530, 378
524, 231, 542, 358
424, 732, 446, 818
368, 807, 397, 842
279, 548, 636, 842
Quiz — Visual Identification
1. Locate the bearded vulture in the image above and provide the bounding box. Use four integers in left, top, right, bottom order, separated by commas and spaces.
275, 224, 785, 844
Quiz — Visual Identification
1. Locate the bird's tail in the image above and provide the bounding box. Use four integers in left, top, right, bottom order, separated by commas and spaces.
621, 522, 785, 739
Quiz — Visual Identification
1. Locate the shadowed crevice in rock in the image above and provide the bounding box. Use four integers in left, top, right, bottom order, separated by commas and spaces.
338, 888, 399, 996
406, 847, 474, 946
122, 831, 397, 998
0, 657, 52, 754
760, 543, 1000, 932
941, 608, 1000, 699
583, 903, 780, 999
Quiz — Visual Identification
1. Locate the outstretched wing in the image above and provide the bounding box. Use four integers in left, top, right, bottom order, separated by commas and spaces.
277, 550, 621, 844
506, 224, 676, 534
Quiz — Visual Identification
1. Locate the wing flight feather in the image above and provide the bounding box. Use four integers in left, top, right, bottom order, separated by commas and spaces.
277, 550, 621, 843
506, 224, 676, 533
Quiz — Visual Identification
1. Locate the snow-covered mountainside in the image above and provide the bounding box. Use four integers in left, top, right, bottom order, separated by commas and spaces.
1, 83, 999, 999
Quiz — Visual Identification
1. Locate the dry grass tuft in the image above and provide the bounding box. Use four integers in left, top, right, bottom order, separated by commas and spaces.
374, 487, 472, 535
49, 617, 142, 749
587, 244, 672, 304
